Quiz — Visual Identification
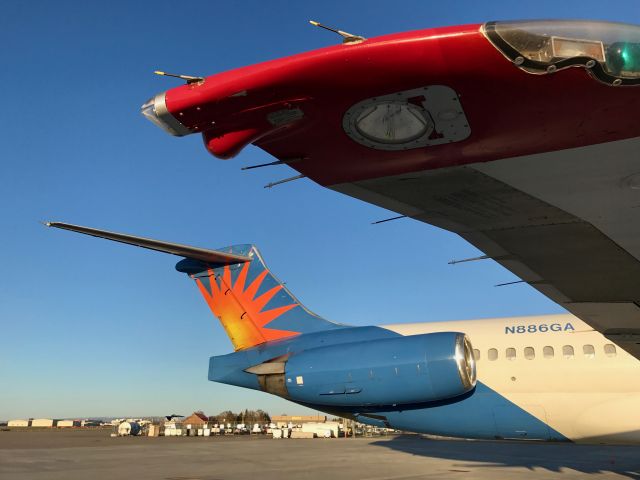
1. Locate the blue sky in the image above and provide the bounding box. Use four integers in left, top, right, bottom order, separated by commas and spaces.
2, 0, 638, 420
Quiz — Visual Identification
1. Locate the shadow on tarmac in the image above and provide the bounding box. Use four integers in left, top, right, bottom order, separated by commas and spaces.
371, 435, 640, 478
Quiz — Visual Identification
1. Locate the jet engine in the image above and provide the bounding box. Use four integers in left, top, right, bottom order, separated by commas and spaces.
248, 332, 476, 408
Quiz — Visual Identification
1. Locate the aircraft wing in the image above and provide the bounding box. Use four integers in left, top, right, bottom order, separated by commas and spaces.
328, 138, 640, 360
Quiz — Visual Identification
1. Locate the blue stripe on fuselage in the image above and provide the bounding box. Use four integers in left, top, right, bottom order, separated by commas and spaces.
352, 382, 568, 441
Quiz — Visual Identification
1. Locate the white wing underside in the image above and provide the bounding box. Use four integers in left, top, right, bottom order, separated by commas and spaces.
333, 137, 640, 360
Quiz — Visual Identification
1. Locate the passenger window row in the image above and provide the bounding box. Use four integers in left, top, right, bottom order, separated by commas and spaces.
473, 343, 617, 361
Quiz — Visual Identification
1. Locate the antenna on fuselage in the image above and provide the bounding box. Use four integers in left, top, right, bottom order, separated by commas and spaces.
309, 20, 366, 44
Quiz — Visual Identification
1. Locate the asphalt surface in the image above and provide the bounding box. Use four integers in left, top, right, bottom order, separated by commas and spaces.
1, 429, 640, 479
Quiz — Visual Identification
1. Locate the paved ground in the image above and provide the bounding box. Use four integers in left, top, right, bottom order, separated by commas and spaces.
1, 429, 640, 479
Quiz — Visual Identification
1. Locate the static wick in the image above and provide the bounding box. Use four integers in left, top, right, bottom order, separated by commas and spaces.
241, 158, 303, 171
494, 280, 526, 288
264, 174, 306, 189
371, 215, 407, 225
154, 70, 204, 84
309, 20, 366, 44
448, 255, 491, 265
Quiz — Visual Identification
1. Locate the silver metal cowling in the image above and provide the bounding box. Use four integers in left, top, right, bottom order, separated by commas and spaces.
455, 333, 477, 390
141, 92, 192, 137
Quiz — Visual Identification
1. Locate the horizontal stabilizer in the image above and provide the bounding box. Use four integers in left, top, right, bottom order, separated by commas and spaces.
45, 222, 251, 265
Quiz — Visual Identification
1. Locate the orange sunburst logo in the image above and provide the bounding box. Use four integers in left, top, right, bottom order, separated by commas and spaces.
194, 262, 299, 350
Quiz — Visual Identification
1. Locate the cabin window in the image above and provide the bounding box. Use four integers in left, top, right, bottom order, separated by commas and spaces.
524, 346, 535, 360
488, 348, 498, 361
604, 343, 617, 357
506, 347, 516, 361
562, 345, 574, 359
583, 344, 595, 358
543, 346, 554, 359
473, 349, 481, 360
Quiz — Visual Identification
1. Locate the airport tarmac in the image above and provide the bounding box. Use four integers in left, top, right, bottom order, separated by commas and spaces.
1, 429, 640, 479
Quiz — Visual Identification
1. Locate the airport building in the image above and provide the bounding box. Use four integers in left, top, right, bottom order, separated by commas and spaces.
31, 419, 55, 428
7, 419, 30, 427
57, 420, 80, 428
182, 411, 209, 427
271, 415, 327, 428
8, 418, 93, 428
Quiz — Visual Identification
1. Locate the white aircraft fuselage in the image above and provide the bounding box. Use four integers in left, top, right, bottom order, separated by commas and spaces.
383, 314, 640, 444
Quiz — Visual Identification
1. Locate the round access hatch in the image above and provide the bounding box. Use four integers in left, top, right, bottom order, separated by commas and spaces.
354, 102, 433, 145
343, 86, 470, 151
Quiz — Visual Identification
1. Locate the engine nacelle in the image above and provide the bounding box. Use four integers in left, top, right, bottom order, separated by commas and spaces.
264, 332, 476, 408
